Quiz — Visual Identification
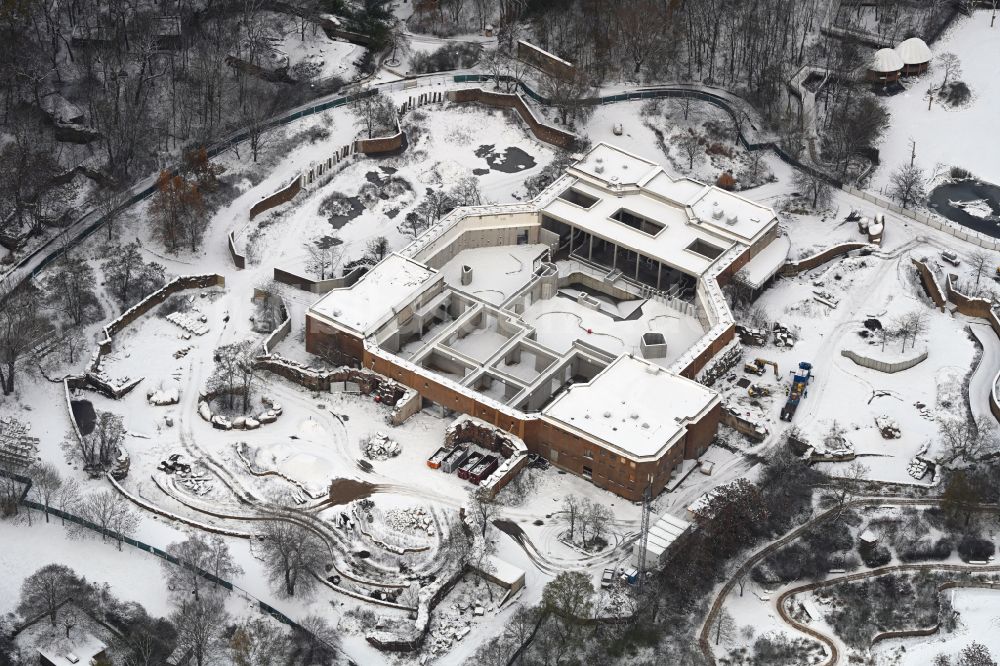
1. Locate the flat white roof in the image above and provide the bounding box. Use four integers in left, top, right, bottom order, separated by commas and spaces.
689, 187, 776, 244
569, 143, 660, 187
309, 253, 437, 335
438, 244, 548, 305
543, 179, 730, 277
642, 171, 709, 203
542, 355, 719, 459
741, 234, 791, 288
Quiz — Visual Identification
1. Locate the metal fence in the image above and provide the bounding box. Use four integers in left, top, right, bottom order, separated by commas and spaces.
0, 468, 314, 642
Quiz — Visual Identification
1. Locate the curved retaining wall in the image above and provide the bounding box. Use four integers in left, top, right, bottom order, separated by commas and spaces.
911, 258, 946, 308
780, 242, 870, 276
840, 348, 928, 373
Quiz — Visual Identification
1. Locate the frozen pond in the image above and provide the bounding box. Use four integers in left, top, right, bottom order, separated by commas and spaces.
928, 180, 1000, 237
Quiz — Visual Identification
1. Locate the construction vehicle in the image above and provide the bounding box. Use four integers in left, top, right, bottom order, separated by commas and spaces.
748, 383, 771, 398
780, 362, 813, 421
744, 358, 779, 378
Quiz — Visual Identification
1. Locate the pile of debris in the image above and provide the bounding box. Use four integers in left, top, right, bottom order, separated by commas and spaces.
166, 311, 209, 336
385, 507, 435, 536
198, 398, 279, 430
736, 324, 767, 346
0, 417, 40, 471
772, 322, 796, 347
875, 415, 901, 439
110, 447, 130, 480
147, 386, 180, 406
363, 432, 400, 460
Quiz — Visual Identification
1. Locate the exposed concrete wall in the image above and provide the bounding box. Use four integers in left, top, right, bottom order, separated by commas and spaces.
516, 40, 576, 79
840, 348, 928, 373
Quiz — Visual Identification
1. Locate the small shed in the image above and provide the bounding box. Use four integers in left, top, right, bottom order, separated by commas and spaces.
38, 634, 108, 666
866, 48, 903, 83
631, 511, 692, 569
895, 37, 931, 76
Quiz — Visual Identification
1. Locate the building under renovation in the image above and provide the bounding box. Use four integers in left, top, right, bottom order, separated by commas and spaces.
306, 144, 783, 500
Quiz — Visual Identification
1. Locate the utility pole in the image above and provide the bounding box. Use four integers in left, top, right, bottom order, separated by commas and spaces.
909, 138, 917, 167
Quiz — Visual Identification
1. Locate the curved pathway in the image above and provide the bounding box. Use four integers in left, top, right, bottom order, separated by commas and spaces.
774, 563, 1000, 665
697, 497, 1000, 665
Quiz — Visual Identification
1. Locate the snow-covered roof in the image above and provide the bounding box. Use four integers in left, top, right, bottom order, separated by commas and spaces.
869, 48, 904, 73
895, 37, 931, 65
740, 234, 791, 289
309, 253, 438, 335
688, 187, 778, 246
37, 634, 107, 666
542, 177, 733, 278
634, 511, 692, 564
569, 143, 661, 187
542, 355, 720, 459
485, 555, 526, 587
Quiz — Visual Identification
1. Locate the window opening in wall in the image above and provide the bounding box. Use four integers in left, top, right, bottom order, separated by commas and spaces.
582, 465, 593, 481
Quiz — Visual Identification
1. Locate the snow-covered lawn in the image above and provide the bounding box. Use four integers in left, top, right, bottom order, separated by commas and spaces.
872, 588, 1000, 665
871, 11, 1000, 192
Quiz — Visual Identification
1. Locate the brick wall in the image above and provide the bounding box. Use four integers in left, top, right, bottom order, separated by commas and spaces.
780, 242, 869, 276
249, 176, 302, 220
355, 131, 405, 155
911, 258, 946, 308
447, 88, 576, 149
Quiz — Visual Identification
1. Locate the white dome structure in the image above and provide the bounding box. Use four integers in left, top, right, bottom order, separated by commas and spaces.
866, 48, 903, 83
895, 37, 932, 75
870, 48, 904, 72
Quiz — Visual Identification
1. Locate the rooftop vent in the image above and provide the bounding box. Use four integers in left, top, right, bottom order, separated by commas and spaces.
726, 214, 738, 226
712, 203, 724, 220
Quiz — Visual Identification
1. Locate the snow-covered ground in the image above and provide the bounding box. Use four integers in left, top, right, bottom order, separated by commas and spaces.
872, 588, 1000, 665
871, 11, 1000, 192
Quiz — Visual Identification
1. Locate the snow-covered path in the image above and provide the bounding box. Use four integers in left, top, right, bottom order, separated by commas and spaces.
968, 322, 1000, 424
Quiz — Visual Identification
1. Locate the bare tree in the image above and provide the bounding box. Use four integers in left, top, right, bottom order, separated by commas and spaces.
54, 477, 81, 525
17, 564, 83, 626
968, 250, 991, 293
939, 416, 999, 466
44, 251, 99, 327
209, 341, 259, 413
257, 520, 326, 597
163, 532, 241, 601
680, 132, 701, 170
303, 242, 342, 281
0, 282, 53, 395
468, 486, 500, 540
353, 89, 396, 139
229, 617, 290, 666
582, 499, 613, 549
893, 310, 928, 352
80, 489, 139, 550
81, 411, 125, 472
364, 236, 390, 264
238, 81, 277, 163
93, 185, 129, 242
793, 169, 833, 209
28, 462, 62, 523
561, 494, 582, 541
714, 608, 737, 645
938, 52, 962, 89
170, 593, 230, 666
888, 163, 927, 209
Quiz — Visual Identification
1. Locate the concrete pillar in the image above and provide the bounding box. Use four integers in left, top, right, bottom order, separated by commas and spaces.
588, 234, 593, 260
657, 262, 662, 289
613, 244, 618, 270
